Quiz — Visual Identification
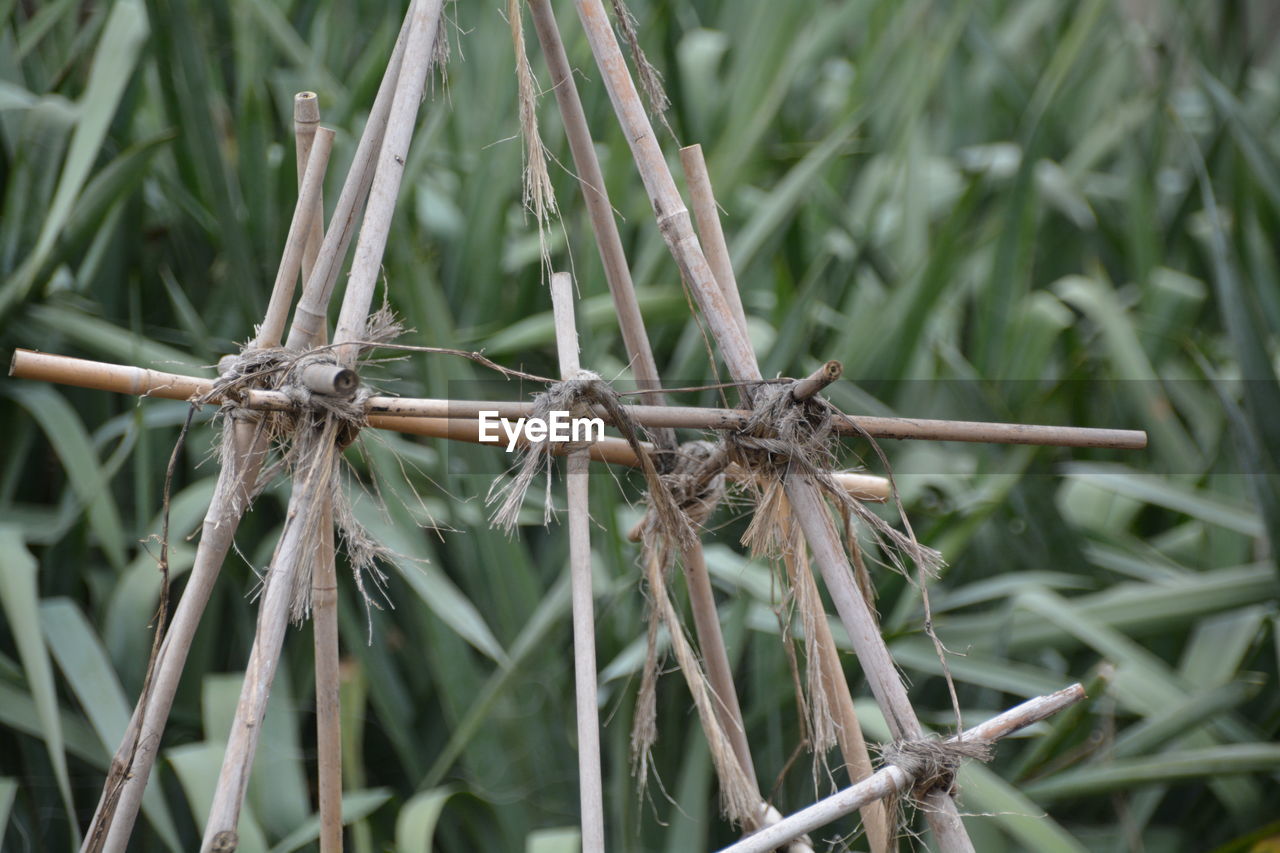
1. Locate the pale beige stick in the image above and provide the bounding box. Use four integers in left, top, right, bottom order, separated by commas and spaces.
549, 272, 607, 853
285, 12, 415, 350
331, 0, 446, 366
718, 685, 1088, 853
297, 93, 344, 853
791, 361, 842, 403
569, 6, 975, 845
294, 92, 326, 295
571, 0, 756, 380
201, 420, 341, 851
527, 0, 671, 437
527, 1, 770, 806
9, 350, 1148, 450
679, 144, 750, 345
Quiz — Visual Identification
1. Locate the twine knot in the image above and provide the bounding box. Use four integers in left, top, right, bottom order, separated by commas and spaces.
880, 737, 994, 798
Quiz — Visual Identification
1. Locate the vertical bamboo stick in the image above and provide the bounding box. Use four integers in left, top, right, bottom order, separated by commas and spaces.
297, 92, 345, 853
569, 3, 975, 847
549, 272, 607, 853
331, 0, 445, 366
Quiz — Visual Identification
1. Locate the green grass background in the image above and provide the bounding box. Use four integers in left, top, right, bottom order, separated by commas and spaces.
2, 0, 1279, 850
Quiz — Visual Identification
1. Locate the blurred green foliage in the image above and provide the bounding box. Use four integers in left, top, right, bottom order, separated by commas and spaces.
2, 0, 1278, 850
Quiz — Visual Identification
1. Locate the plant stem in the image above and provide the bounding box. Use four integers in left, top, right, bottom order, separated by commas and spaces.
550, 272, 607, 853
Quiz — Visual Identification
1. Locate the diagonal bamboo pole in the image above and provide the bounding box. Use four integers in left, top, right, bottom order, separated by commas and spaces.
550, 271, 607, 853
568, 2, 976, 847
296, 91, 345, 853
202, 4, 445, 847
718, 684, 1088, 853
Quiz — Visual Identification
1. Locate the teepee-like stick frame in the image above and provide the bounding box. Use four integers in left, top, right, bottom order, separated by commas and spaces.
5, 5, 1149, 850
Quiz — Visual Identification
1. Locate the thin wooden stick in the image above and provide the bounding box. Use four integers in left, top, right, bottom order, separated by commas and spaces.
679, 143, 750, 344
550, 272, 607, 853
257, 128, 335, 348
527, 0, 671, 445
298, 92, 345, 853
10, 350, 1148, 450
294, 92, 326, 295
284, 12, 415, 351
791, 361, 842, 403
717, 684, 1088, 853
331, 1, 445, 366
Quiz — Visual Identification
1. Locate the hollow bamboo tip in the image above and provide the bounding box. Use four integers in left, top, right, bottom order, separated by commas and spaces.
8, 348, 27, 377
294, 92, 320, 124
822, 360, 842, 381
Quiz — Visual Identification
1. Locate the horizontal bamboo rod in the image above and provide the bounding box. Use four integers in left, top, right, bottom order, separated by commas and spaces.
11, 349, 1149, 450
718, 684, 1088, 853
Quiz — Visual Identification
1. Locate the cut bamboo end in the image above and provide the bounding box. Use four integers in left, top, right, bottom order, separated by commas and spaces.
301, 363, 359, 397
293, 91, 320, 126
791, 360, 842, 402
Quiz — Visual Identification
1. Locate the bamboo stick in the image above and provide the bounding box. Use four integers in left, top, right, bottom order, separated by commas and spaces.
717, 684, 1088, 853
791, 361, 842, 403
294, 93, 326, 295
550, 272, 607, 853
10, 350, 1148, 450
298, 93, 344, 853
679, 144, 750, 344
526, 3, 779, 812
572, 0, 759, 382
527, 0, 671, 446
284, 12, 415, 351
331, 1, 445, 366
257, 127, 335, 348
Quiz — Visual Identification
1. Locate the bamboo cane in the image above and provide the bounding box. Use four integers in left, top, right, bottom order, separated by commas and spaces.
331, 1, 445, 366
549, 272, 608, 853
569, 3, 977, 846
717, 685, 1088, 853
9, 350, 1148, 450
297, 92, 345, 853
679, 144, 750, 345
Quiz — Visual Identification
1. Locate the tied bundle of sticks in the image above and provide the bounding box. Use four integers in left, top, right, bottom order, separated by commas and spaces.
72, 4, 451, 852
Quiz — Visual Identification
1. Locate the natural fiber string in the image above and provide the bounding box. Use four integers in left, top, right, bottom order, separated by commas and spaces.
607, 0, 674, 137
508, 0, 558, 273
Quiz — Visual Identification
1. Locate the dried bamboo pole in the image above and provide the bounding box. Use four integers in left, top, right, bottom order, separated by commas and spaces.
297, 93, 344, 853
7, 351, 895, 498
331, 0, 444, 366
679, 144, 750, 344
284, 11, 415, 351
11, 350, 1147, 450
527, 0, 671, 436
258, 127, 336, 347
717, 684, 1088, 853
550, 272, 607, 853
568, 5, 976, 846
526, 0, 769, 808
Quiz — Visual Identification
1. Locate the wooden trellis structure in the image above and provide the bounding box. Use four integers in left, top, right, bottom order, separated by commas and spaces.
8, 2, 1146, 851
